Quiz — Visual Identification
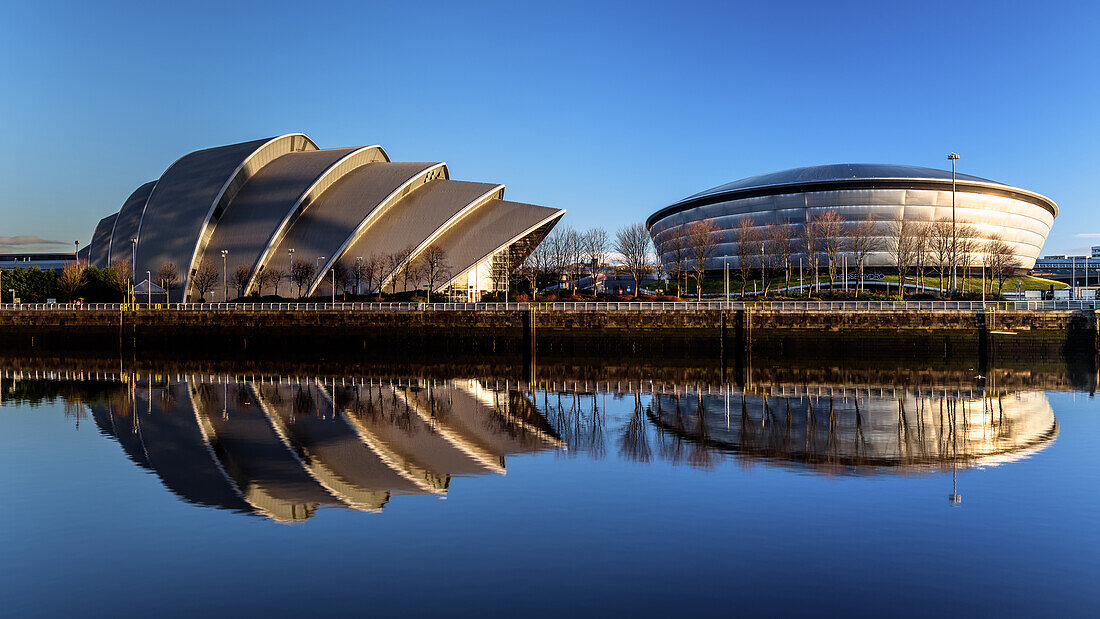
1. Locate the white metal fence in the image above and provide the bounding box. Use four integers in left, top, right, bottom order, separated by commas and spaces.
0, 300, 1097, 312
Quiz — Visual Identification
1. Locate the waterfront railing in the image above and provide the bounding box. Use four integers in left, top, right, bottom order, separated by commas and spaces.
0, 300, 1097, 311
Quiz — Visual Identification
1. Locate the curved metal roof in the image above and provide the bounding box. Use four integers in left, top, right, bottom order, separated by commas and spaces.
685, 163, 1001, 200
135, 134, 318, 300
201, 147, 364, 279
648, 163, 1058, 228
107, 180, 156, 265
87, 213, 118, 268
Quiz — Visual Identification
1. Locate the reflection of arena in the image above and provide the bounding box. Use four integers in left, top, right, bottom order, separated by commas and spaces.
91, 378, 562, 522
648, 390, 1057, 473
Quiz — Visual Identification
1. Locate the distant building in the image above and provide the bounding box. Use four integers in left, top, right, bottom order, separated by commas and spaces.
0, 253, 77, 271
1033, 255, 1097, 276
1093, 245, 1100, 259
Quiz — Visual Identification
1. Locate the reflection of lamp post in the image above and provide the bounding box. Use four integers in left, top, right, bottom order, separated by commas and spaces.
948, 153, 960, 294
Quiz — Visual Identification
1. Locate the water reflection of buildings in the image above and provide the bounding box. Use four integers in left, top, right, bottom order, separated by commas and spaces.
91, 377, 564, 522
646, 389, 1058, 474
0, 364, 1065, 515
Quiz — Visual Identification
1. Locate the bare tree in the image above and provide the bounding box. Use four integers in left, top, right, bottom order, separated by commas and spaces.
685, 220, 719, 299
157, 262, 178, 295
614, 223, 654, 296
58, 261, 86, 301
912, 222, 933, 293
330, 262, 351, 299
581, 227, 609, 295
364, 253, 383, 295
384, 250, 407, 294
927, 219, 953, 294
733, 219, 758, 296
350, 258, 367, 295
766, 222, 795, 293
418, 244, 451, 302
522, 240, 551, 297
256, 266, 282, 296
848, 220, 880, 293
398, 245, 417, 293
289, 258, 316, 298
956, 225, 979, 292
108, 259, 130, 301
801, 218, 823, 293
886, 219, 918, 297
986, 234, 1019, 295
663, 229, 690, 297
191, 258, 220, 301
232, 264, 252, 298
814, 210, 844, 290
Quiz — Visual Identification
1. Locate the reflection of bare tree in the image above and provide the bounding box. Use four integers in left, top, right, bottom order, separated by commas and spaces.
618, 393, 651, 463
292, 384, 316, 418
543, 391, 605, 458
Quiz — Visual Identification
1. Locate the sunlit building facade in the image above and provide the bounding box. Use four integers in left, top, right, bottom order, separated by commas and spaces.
83, 134, 564, 300
647, 164, 1058, 272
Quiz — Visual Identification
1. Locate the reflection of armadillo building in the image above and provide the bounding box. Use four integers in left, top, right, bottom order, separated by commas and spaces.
648, 390, 1057, 473
92, 377, 561, 522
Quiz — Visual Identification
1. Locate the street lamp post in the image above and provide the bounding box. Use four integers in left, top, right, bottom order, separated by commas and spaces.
356, 256, 363, 295
130, 238, 137, 303
221, 249, 228, 301
948, 153, 960, 294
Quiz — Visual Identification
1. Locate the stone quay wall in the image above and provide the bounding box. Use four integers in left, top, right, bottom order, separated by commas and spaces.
0, 308, 1095, 360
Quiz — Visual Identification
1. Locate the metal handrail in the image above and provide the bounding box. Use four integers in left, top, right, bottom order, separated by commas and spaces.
0, 300, 1096, 312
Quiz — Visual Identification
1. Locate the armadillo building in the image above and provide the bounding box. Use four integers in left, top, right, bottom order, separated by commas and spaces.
647, 163, 1058, 273
83, 134, 565, 300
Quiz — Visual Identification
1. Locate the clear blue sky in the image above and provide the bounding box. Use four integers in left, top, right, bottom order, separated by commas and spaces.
1, 0, 1097, 255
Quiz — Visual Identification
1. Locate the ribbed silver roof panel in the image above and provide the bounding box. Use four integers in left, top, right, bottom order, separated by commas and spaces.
87, 213, 118, 268
107, 181, 156, 265
262, 162, 442, 278
326, 179, 503, 291
202, 147, 362, 278
134, 134, 317, 300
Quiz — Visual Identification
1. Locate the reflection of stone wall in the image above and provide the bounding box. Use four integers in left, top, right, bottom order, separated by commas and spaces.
649, 391, 1057, 473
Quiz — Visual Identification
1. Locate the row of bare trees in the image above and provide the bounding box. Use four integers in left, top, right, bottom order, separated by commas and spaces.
656, 211, 1022, 298
520, 224, 663, 297
159, 244, 454, 301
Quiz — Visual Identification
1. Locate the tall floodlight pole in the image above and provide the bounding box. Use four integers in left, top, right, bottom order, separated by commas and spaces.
221, 249, 228, 301
948, 153, 960, 293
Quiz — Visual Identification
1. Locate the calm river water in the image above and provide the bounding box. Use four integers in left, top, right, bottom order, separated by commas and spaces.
2, 359, 1098, 617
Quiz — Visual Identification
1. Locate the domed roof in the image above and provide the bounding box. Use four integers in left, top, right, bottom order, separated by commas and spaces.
686, 163, 1001, 201
647, 162, 1057, 228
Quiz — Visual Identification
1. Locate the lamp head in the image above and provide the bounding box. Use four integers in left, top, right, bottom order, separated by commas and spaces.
948, 153, 960, 160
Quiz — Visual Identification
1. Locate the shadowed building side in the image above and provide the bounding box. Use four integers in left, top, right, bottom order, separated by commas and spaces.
86, 214, 118, 269
134, 134, 319, 300
105, 180, 157, 267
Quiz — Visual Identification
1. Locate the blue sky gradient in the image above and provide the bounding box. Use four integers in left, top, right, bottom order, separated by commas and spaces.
1, 0, 1097, 254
